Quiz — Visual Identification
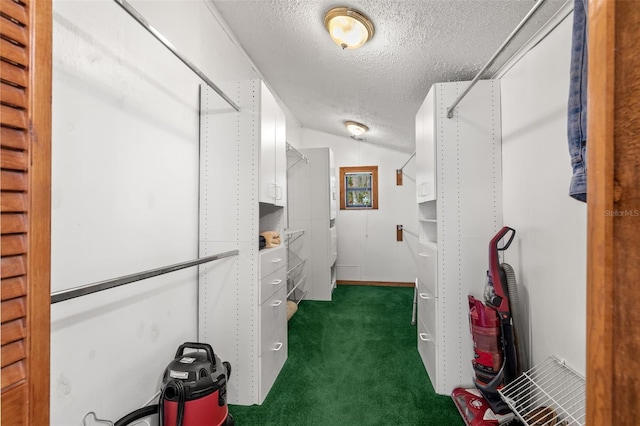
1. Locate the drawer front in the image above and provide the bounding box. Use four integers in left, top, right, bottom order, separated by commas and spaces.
259, 328, 288, 403
417, 242, 437, 297
260, 246, 286, 279
260, 285, 287, 354
416, 283, 438, 343
329, 226, 337, 265
417, 320, 438, 393
260, 267, 286, 305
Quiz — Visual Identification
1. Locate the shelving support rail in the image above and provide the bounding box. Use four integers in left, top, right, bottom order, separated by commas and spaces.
113, 0, 239, 112
446, 0, 548, 118
50, 250, 239, 304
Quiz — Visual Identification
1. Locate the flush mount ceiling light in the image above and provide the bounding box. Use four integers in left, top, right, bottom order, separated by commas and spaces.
324, 7, 375, 49
345, 121, 369, 138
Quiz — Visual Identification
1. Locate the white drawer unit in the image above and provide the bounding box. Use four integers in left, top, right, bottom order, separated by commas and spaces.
257, 246, 288, 403
259, 285, 287, 354
417, 241, 437, 297
416, 283, 438, 343
329, 225, 337, 266
259, 327, 288, 401
260, 266, 286, 305
260, 246, 286, 279
417, 319, 438, 391
415, 80, 502, 395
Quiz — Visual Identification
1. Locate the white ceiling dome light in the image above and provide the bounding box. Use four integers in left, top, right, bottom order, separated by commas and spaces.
345, 121, 369, 138
324, 7, 375, 50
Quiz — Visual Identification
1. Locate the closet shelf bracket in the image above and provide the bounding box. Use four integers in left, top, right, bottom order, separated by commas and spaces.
286, 143, 309, 170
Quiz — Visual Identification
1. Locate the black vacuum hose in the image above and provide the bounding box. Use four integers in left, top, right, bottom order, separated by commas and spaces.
159, 379, 186, 426
114, 404, 158, 426
502, 262, 529, 375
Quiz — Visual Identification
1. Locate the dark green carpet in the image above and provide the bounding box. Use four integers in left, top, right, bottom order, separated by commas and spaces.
229, 285, 465, 425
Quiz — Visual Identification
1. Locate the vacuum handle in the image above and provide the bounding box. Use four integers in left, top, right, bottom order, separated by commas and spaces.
493, 226, 516, 251
175, 342, 216, 367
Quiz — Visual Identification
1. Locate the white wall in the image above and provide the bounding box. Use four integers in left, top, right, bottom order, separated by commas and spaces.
301, 129, 418, 283
500, 12, 586, 374
50, 1, 256, 423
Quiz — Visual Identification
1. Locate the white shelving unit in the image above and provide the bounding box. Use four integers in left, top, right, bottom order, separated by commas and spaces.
415, 80, 503, 395
288, 147, 337, 301
198, 81, 288, 406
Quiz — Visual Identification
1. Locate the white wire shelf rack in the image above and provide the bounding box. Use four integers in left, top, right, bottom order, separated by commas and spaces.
498, 355, 585, 426
284, 228, 305, 244
287, 275, 307, 299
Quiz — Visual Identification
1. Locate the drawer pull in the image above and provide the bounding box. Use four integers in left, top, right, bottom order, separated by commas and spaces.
271, 300, 283, 307
418, 252, 430, 257
419, 333, 433, 342
271, 279, 282, 286
271, 258, 282, 263
272, 342, 283, 351
419, 292, 434, 300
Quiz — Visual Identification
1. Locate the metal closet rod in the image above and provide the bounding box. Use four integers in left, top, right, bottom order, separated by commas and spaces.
446, 0, 548, 118
286, 143, 309, 163
399, 152, 416, 172
50, 250, 239, 304
113, 0, 240, 112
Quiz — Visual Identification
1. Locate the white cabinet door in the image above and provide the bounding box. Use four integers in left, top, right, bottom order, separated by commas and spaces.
274, 104, 287, 207
329, 149, 337, 219
416, 97, 426, 203
260, 82, 287, 206
416, 87, 436, 202
260, 83, 277, 204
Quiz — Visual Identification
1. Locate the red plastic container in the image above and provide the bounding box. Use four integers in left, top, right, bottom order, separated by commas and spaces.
468, 296, 501, 373
163, 391, 229, 426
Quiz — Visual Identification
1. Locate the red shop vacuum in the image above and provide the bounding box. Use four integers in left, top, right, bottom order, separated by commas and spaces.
115, 342, 234, 426
452, 227, 527, 426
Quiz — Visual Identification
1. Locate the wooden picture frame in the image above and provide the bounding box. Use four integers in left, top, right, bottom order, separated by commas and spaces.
340, 166, 378, 210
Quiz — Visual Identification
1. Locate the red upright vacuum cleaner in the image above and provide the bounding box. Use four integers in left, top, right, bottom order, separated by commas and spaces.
115, 342, 234, 426
452, 227, 527, 426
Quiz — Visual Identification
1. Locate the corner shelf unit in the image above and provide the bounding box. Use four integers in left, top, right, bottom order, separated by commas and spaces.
198, 81, 288, 406
414, 80, 503, 396
287, 147, 337, 301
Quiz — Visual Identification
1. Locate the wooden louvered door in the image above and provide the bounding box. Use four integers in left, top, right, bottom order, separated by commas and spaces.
1, 0, 51, 424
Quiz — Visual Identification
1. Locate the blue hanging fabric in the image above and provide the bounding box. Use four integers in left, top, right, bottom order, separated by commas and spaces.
567, 0, 588, 202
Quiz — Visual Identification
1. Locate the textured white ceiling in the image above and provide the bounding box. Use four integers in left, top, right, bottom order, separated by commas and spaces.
212, 0, 567, 153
